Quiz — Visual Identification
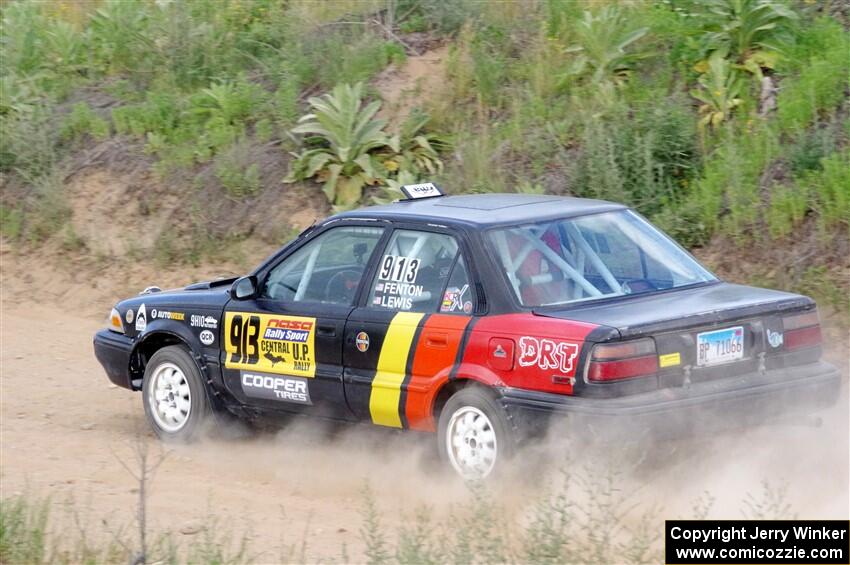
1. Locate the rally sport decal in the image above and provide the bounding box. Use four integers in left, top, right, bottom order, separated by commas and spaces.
224, 313, 316, 378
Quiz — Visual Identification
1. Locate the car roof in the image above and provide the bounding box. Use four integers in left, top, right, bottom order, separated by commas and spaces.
332, 193, 627, 227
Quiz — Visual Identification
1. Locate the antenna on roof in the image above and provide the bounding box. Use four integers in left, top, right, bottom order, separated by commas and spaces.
399, 182, 445, 201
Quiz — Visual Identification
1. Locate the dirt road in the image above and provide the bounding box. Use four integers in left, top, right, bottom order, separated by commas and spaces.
1, 279, 848, 561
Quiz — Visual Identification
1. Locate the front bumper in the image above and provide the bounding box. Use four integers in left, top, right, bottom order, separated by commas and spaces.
93, 329, 135, 389
499, 361, 842, 439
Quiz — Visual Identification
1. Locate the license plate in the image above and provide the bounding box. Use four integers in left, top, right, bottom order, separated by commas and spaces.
696, 326, 744, 367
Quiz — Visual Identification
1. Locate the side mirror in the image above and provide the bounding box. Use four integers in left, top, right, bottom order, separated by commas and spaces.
231, 275, 258, 300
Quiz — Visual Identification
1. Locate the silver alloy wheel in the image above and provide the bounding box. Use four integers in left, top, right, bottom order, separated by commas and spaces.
148, 362, 192, 433
445, 405, 498, 480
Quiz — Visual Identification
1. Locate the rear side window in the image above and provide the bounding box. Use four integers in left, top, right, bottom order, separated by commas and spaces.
488, 210, 715, 307
368, 229, 471, 313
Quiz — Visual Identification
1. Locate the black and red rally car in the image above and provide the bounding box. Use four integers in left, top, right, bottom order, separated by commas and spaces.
94, 185, 840, 479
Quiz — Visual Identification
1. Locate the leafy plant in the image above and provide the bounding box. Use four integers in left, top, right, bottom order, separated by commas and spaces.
89, 0, 150, 75
385, 111, 450, 179
285, 82, 391, 210
563, 7, 650, 86
371, 171, 416, 205
0, 75, 41, 116
286, 84, 448, 210
190, 79, 263, 127
694, 0, 798, 62
691, 51, 744, 129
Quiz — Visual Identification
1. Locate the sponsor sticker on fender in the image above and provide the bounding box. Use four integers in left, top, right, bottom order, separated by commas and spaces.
151, 309, 185, 321
518, 336, 579, 375
240, 371, 311, 405
190, 314, 218, 329
135, 304, 147, 332
199, 330, 215, 346
224, 313, 316, 377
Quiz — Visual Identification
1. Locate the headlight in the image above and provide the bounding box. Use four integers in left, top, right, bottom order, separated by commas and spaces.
108, 307, 124, 334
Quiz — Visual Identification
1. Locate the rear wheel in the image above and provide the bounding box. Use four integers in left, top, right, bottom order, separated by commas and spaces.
142, 345, 211, 441
438, 387, 514, 480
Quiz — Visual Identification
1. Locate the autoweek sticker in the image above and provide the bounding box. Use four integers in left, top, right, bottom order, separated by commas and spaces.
224, 313, 316, 378
240, 371, 311, 405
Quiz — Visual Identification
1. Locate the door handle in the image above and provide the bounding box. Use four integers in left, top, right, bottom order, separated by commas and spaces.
425, 333, 448, 348
317, 325, 336, 337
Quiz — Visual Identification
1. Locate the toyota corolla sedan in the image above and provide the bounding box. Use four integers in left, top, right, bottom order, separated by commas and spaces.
94, 184, 840, 479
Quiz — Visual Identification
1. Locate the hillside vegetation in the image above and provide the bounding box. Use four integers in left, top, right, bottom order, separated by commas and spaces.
1, 0, 848, 318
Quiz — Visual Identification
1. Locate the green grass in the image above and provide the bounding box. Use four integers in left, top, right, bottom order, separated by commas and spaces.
0, 496, 49, 564
0, 0, 847, 313
1, 471, 800, 564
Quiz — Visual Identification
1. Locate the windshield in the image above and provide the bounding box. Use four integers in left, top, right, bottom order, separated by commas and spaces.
488, 210, 716, 307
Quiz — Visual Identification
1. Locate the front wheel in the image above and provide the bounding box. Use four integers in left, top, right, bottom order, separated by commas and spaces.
142, 345, 211, 441
437, 387, 515, 480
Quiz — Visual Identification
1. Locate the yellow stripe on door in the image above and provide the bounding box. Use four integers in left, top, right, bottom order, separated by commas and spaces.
369, 312, 424, 427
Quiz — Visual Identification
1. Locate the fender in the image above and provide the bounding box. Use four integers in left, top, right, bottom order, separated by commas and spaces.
408, 363, 506, 432
134, 319, 200, 357
132, 320, 217, 389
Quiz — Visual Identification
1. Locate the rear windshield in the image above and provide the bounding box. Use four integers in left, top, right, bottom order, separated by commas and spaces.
488, 210, 715, 307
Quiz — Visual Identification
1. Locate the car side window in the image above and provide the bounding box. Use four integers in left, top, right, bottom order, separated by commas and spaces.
262, 226, 384, 305
368, 229, 468, 313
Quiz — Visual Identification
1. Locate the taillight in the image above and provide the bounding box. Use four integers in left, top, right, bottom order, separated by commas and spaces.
783, 310, 821, 350
587, 338, 658, 382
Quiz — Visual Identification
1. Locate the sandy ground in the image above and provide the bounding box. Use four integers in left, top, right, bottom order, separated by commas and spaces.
1, 256, 848, 562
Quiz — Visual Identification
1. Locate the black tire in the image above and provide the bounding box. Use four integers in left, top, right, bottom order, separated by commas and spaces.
141, 345, 212, 442
437, 386, 515, 480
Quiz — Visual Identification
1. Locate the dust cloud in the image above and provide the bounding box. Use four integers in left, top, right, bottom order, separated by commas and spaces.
1, 296, 847, 561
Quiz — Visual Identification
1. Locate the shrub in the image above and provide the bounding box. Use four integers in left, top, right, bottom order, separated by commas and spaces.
691, 51, 744, 130
387, 111, 451, 179
60, 102, 110, 142
190, 79, 265, 128
286, 82, 391, 210
287, 83, 449, 210
215, 141, 262, 198
562, 6, 650, 87
0, 105, 59, 177
571, 95, 699, 218
689, 0, 798, 62
777, 22, 850, 133
766, 183, 809, 238
803, 150, 850, 233
693, 125, 779, 239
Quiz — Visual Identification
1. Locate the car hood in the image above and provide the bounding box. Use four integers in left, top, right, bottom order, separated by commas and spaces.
118, 278, 236, 311
534, 282, 813, 340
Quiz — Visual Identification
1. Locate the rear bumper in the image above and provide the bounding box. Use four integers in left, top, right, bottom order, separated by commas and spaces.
499, 361, 842, 438
93, 329, 135, 390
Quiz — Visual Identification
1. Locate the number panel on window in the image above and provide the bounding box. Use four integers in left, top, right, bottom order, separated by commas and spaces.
368, 230, 471, 314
